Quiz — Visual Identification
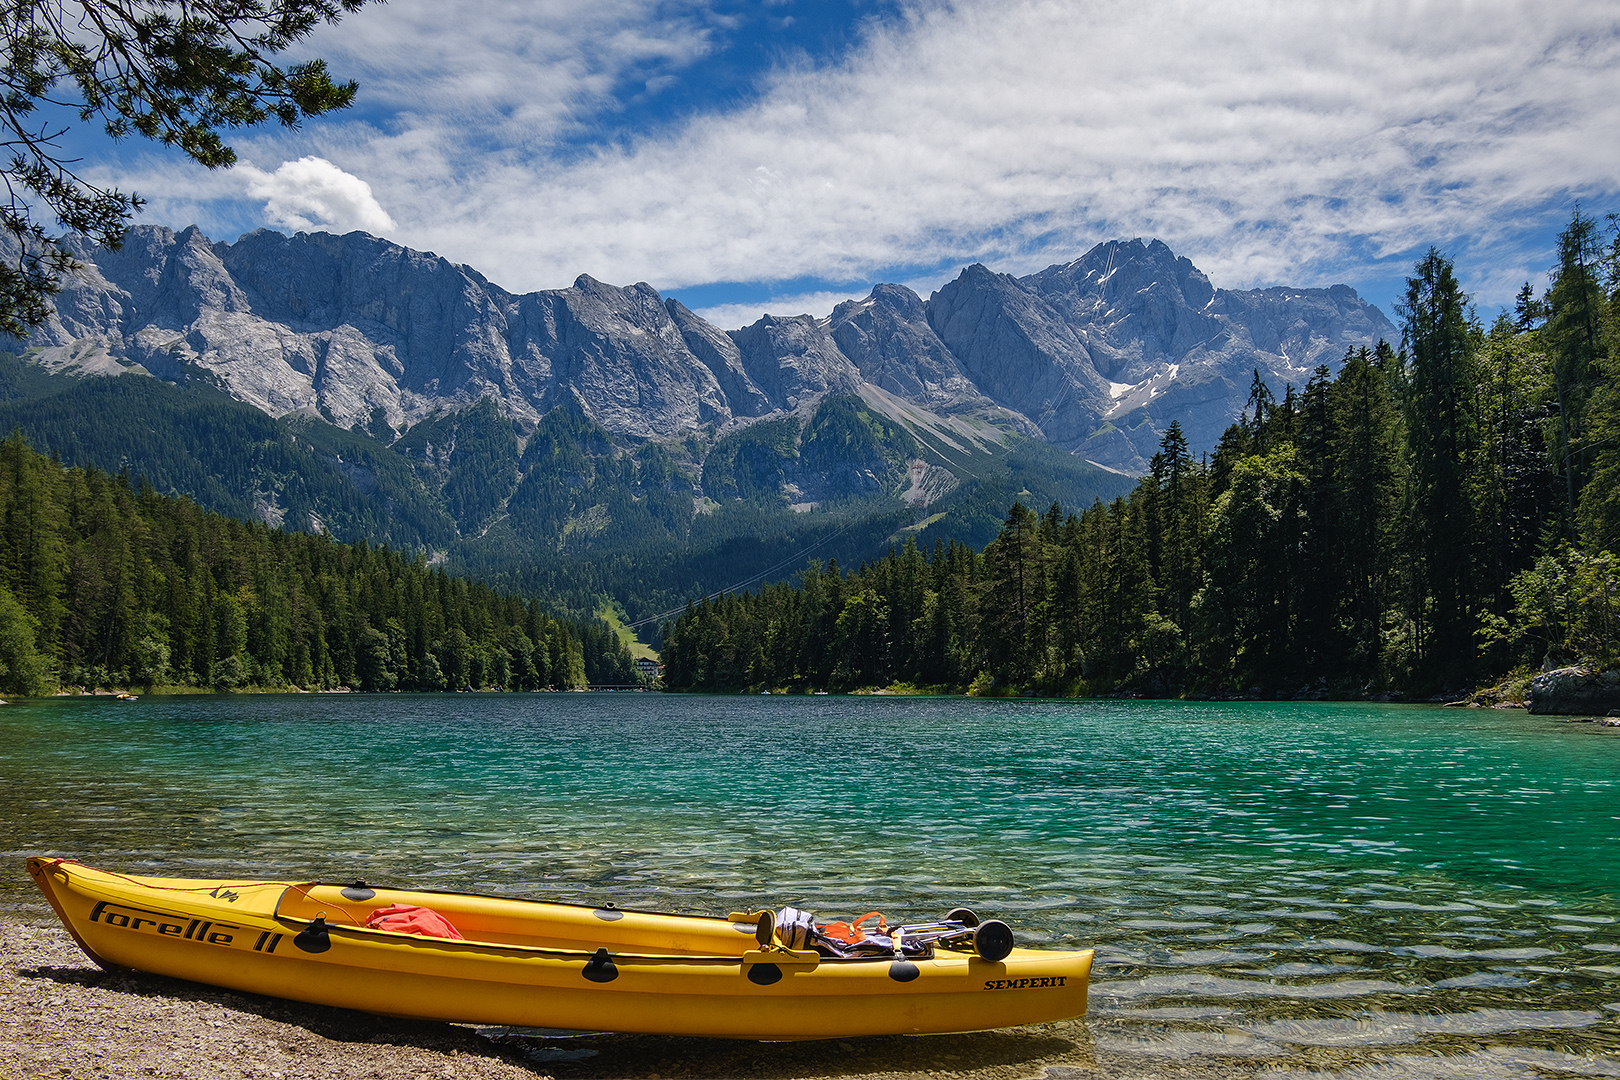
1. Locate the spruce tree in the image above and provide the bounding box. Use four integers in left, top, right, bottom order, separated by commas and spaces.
1544, 210, 1612, 537
1296, 365, 1339, 675
981, 503, 1044, 688
1198, 447, 1307, 692
1398, 249, 1484, 685
1329, 346, 1405, 683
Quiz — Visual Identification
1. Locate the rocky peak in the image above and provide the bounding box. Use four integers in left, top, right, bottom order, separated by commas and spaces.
665, 298, 773, 419
728, 313, 861, 412
1023, 239, 1224, 383
540, 274, 731, 439
827, 283, 980, 409
20, 224, 1395, 477
1210, 284, 1395, 370
217, 228, 468, 331
926, 263, 1107, 446
25, 226, 747, 440
47, 225, 252, 339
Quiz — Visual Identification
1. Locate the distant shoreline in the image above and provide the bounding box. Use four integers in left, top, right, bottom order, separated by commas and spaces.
2, 684, 1523, 703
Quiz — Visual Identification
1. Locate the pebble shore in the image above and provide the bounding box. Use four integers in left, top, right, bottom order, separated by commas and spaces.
1, 918, 1254, 1080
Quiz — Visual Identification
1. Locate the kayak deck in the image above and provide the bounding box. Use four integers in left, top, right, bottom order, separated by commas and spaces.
275, 880, 769, 955
28, 857, 1093, 1039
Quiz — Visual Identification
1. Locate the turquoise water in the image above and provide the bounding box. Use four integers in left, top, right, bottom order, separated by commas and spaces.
4, 694, 1619, 1075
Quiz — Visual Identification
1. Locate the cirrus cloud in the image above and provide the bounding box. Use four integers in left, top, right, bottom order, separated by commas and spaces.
105, 0, 1620, 314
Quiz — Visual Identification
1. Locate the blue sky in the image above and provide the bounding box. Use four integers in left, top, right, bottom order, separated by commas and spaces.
77, 0, 1620, 329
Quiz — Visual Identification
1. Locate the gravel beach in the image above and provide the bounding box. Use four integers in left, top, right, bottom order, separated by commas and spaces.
0, 918, 1260, 1080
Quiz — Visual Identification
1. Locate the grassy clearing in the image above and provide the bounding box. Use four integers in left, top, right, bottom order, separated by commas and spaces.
597, 603, 659, 661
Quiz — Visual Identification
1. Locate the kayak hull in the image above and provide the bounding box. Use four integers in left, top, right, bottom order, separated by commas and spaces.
27, 858, 1092, 1040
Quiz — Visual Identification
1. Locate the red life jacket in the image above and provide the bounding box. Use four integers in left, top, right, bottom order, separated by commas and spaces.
364, 903, 465, 940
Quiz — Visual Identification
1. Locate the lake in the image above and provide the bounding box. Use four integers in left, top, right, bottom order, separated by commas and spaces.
3, 693, 1618, 1075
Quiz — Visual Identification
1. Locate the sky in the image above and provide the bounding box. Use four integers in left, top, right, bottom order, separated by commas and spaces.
70, 0, 1620, 329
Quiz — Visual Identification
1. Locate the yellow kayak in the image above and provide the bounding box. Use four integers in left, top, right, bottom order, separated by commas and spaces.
28, 857, 1092, 1040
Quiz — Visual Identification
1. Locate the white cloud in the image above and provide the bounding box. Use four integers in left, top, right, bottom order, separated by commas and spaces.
236, 157, 397, 235
109, 0, 1620, 306
690, 288, 876, 331
299, 0, 722, 145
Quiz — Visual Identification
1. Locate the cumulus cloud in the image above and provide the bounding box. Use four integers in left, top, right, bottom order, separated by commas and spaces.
237, 156, 396, 235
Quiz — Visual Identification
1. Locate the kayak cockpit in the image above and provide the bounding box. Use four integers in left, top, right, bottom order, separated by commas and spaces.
272, 882, 764, 955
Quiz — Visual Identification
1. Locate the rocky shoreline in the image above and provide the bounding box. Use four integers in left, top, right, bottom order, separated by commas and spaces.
1525, 666, 1620, 718
1, 917, 1259, 1080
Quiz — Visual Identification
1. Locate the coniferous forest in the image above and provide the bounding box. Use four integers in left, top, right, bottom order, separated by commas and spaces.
0, 432, 651, 696
663, 217, 1620, 698
2, 218, 1616, 700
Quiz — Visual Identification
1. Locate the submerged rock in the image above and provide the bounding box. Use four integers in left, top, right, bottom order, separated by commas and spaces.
1526, 666, 1620, 716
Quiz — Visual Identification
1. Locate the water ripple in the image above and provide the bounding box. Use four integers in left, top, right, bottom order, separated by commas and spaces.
3, 693, 1618, 1071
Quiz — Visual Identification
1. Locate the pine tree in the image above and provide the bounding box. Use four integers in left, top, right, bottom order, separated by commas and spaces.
1142, 422, 1202, 689
2, 0, 371, 334
1476, 316, 1558, 615
1544, 210, 1612, 538
1399, 249, 1484, 685
1094, 496, 1152, 688
981, 503, 1045, 688
1322, 347, 1405, 682
1197, 447, 1307, 691
1295, 365, 1338, 674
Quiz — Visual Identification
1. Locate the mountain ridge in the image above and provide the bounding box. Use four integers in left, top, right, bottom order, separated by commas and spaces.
20, 226, 1395, 475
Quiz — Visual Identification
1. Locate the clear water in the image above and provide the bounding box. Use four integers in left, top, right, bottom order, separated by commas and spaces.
4, 694, 1619, 1076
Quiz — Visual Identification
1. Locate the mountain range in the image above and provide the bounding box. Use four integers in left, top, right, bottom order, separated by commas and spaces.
4, 226, 1396, 628
26, 226, 1392, 475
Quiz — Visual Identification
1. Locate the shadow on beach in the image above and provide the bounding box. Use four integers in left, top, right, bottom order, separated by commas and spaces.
11, 925, 1106, 1080
486, 1026, 1093, 1079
